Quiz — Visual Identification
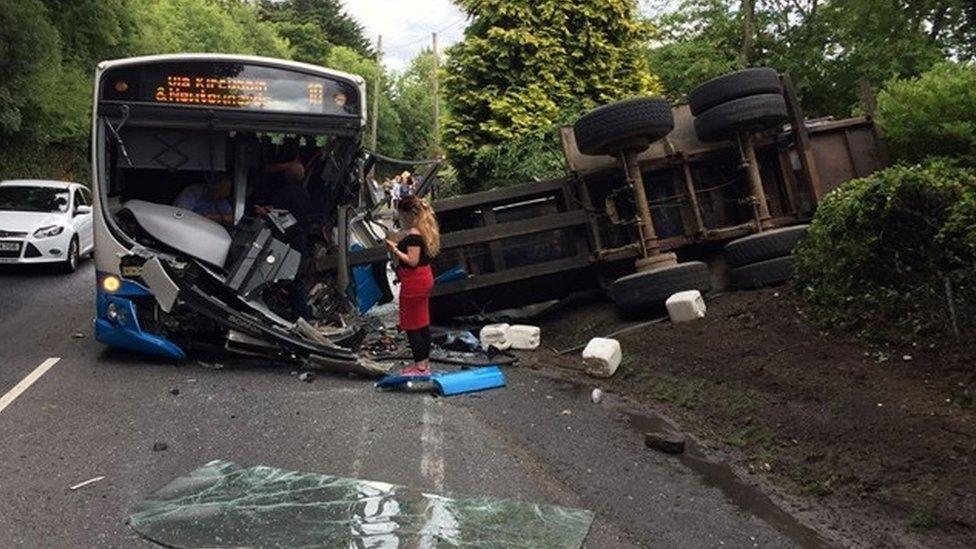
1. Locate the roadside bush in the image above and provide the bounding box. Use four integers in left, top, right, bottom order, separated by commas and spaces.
877, 62, 976, 167
793, 160, 976, 341
469, 128, 568, 190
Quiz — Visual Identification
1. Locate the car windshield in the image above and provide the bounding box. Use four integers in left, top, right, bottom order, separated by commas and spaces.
0, 186, 70, 213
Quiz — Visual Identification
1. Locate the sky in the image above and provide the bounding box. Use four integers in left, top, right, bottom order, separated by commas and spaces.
341, 1, 468, 72
342, 1, 661, 72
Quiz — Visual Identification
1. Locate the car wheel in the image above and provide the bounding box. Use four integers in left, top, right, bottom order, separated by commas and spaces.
573, 97, 674, 156
61, 236, 79, 274
688, 68, 782, 116
610, 261, 711, 315
729, 256, 794, 290
723, 225, 809, 267
693, 94, 789, 143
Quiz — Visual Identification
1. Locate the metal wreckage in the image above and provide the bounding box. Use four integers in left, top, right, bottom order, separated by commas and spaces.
93, 57, 886, 375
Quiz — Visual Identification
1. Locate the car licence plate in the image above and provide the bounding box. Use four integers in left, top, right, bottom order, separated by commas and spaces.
0, 241, 20, 251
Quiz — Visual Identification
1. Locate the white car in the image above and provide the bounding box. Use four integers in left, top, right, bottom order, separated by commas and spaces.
0, 180, 94, 272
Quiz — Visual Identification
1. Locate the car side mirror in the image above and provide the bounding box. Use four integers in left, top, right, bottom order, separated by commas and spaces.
75, 205, 92, 216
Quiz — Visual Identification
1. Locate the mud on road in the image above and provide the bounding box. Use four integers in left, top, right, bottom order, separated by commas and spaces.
526, 287, 976, 548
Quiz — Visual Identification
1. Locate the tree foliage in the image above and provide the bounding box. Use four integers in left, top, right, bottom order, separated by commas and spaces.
0, 0, 62, 137
259, 0, 371, 57
647, 0, 973, 116
444, 0, 661, 189
877, 62, 976, 166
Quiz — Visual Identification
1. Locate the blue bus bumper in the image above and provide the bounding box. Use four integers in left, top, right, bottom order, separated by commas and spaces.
95, 274, 186, 360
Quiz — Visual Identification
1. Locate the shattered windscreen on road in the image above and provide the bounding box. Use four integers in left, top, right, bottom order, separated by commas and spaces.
128, 460, 594, 548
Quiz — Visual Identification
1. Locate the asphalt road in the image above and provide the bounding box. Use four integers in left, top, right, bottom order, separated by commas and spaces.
0, 260, 813, 548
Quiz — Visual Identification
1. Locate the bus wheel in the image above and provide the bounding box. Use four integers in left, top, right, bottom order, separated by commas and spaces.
610, 261, 711, 316
60, 237, 80, 274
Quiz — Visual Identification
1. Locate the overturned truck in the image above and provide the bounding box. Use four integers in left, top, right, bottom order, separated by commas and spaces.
91, 56, 885, 371
341, 68, 887, 319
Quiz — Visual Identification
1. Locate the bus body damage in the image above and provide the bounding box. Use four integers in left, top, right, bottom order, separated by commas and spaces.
101, 199, 389, 377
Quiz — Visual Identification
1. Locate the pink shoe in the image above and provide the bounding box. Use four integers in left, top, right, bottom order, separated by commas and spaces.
399, 366, 431, 377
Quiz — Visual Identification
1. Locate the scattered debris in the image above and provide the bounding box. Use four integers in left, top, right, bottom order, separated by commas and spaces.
480, 324, 511, 351
69, 476, 105, 491
196, 361, 224, 370
298, 372, 314, 383
152, 442, 168, 452
71, 332, 86, 339
168, 388, 180, 396
590, 388, 603, 404
560, 409, 572, 416
582, 338, 622, 378
665, 290, 707, 323
644, 431, 686, 454
507, 324, 541, 350
903, 355, 913, 362
434, 330, 481, 353
555, 316, 667, 355
375, 367, 507, 396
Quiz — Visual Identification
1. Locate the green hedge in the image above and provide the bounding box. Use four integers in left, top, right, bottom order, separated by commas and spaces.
793, 161, 976, 341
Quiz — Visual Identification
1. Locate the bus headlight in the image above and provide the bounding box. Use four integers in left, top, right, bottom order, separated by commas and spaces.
102, 275, 121, 293
106, 302, 119, 320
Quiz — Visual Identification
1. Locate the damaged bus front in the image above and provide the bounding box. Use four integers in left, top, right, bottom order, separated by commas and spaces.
91, 54, 388, 376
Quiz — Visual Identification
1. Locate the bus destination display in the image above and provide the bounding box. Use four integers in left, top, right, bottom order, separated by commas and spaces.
101, 61, 358, 116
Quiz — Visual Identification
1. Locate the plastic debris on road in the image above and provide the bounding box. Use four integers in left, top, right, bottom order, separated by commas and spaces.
375, 366, 507, 396
506, 324, 541, 350
665, 290, 707, 323
128, 460, 594, 548
582, 338, 622, 378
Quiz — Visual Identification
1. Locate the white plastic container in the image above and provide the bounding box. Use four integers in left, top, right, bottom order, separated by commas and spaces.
665, 290, 707, 323
480, 323, 511, 350
582, 337, 622, 378
506, 324, 541, 350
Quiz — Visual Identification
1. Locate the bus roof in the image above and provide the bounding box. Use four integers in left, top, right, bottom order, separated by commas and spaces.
96, 53, 366, 89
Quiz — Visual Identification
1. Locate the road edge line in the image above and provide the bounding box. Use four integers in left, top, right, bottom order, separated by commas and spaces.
0, 357, 61, 415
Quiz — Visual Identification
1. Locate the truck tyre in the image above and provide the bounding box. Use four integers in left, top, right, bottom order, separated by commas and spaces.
611, 261, 711, 314
574, 97, 674, 156
729, 256, 794, 289
723, 225, 809, 267
688, 68, 782, 116
694, 94, 788, 143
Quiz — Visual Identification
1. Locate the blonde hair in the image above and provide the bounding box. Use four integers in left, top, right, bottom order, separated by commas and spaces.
398, 195, 440, 257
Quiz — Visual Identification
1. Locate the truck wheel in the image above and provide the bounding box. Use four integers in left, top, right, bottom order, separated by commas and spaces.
723, 225, 809, 267
574, 97, 674, 156
729, 256, 794, 289
694, 94, 788, 143
611, 261, 711, 314
688, 68, 782, 116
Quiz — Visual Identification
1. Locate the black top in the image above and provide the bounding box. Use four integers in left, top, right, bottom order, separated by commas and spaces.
397, 233, 430, 267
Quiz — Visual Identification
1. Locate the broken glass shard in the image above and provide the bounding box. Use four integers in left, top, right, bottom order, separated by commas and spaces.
129, 460, 594, 548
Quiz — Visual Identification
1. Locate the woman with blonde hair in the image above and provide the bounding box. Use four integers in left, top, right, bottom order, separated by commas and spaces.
386, 195, 441, 375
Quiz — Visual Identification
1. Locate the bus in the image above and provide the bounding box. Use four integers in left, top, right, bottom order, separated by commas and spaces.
91, 54, 388, 375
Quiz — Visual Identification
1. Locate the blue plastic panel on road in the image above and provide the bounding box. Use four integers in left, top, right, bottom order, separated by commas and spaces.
129, 460, 593, 548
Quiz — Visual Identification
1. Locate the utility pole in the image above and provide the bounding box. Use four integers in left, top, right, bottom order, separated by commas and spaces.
371, 34, 382, 151
740, 0, 755, 68
432, 32, 441, 155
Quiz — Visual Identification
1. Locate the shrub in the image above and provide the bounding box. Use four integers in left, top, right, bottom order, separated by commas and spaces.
793, 160, 976, 341
469, 128, 568, 190
876, 63, 976, 167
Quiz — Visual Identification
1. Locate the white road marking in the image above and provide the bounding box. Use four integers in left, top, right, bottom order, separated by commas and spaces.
420, 398, 445, 491
0, 357, 61, 415
69, 476, 105, 491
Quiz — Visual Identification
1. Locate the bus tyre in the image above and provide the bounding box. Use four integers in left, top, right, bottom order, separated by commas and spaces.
574, 97, 674, 156
611, 261, 711, 315
723, 225, 809, 267
693, 94, 788, 143
729, 256, 794, 290
61, 237, 80, 274
688, 68, 782, 116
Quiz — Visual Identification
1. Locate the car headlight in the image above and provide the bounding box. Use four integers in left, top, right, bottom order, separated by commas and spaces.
33, 225, 64, 238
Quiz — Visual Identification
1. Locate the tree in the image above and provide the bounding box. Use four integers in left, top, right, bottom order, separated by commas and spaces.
391, 50, 439, 161
0, 0, 61, 138
646, 0, 970, 116
444, 0, 661, 189
259, 0, 371, 57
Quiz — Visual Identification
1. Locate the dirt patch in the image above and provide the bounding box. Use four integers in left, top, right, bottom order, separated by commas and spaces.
523, 287, 976, 548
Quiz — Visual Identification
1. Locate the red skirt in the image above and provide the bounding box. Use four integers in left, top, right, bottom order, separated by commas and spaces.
397, 265, 434, 330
